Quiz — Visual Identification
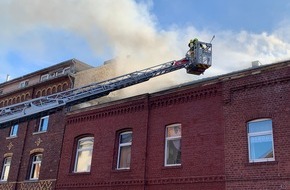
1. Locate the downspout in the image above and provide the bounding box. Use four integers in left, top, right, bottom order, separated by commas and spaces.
55, 109, 67, 189
15, 119, 30, 190
143, 94, 150, 190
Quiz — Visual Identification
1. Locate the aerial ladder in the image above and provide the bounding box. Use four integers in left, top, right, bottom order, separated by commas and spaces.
0, 41, 212, 127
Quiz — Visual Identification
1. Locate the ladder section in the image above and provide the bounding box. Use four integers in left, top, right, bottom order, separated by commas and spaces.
0, 59, 189, 126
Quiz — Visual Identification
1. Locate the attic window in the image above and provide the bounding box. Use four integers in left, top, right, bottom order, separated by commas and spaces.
19, 80, 29, 88
40, 74, 49, 81
0, 89, 3, 95
63, 67, 71, 74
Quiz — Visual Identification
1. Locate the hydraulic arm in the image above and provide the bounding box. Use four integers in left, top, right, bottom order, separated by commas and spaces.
0, 41, 212, 127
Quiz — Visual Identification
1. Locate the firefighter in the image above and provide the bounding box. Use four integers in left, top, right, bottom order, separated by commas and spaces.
187, 38, 198, 59
188, 38, 198, 51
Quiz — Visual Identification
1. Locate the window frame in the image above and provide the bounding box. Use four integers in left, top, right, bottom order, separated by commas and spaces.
0, 157, 12, 181
40, 74, 49, 82
63, 67, 71, 74
73, 136, 94, 173
9, 124, 19, 137
29, 154, 42, 180
247, 118, 275, 163
165, 124, 182, 167
19, 80, 29, 88
117, 131, 132, 170
38, 116, 49, 132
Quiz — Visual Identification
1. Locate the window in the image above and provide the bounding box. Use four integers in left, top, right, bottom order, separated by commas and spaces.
40, 74, 49, 81
9, 124, 18, 137
19, 80, 29, 88
63, 67, 71, 74
0, 157, 12, 181
117, 131, 132, 169
74, 137, 94, 173
248, 119, 274, 163
0, 89, 3, 95
38, 116, 49, 132
165, 124, 181, 166
29, 154, 42, 180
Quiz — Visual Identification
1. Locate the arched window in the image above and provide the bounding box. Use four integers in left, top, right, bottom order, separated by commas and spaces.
0, 157, 12, 181
165, 124, 181, 166
29, 154, 42, 180
247, 119, 274, 162
52, 86, 57, 94
74, 137, 94, 173
63, 83, 69, 91
117, 131, 132, 169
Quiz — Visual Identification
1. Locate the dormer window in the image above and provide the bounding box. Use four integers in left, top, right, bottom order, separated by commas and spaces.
19, 80, 29, 88
40, 74, 49, 82
63, 67, 71, 74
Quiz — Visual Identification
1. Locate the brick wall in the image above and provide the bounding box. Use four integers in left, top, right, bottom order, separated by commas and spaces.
56, 83, 225, 189
223, 63, 290, 189
0, 76, 70, 190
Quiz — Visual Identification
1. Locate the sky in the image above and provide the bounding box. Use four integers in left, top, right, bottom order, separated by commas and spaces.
1, 0, 290, 85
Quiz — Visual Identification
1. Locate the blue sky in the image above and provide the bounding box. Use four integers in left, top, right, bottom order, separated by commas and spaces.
1, 0, 290, 84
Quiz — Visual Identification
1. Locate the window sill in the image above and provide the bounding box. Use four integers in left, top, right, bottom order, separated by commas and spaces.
162, 164, 182, 170
245, 160, 278, 166
112, 168, 131, 173
6, 136, 17, 140
24, 179, 39, 183
69, 172, 91, 176
33, 131, 47, 135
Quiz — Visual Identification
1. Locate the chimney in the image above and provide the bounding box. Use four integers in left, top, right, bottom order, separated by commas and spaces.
5, 74, 10, 82
252, 60, 262, 68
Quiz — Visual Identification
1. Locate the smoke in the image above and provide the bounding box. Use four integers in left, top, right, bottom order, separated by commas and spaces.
1, 0, 290, 98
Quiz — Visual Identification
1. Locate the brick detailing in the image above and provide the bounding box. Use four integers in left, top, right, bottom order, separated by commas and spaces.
7, 142, 13, 150
224, 75, 290, 104
56, 175, 225, 188
67, 103, 145, 124
3, 153, 13, 158
20, 180, 55, 190
56, 179, 144, 188
29, 148, 44, 155
0, 92, 31, 107
150, 87, 218, 109
0, 183, 14, 190
147, 175, 225, 185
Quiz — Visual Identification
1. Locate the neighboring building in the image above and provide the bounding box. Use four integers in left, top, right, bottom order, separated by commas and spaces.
0, 59, 92, 190
56, 60, 290, 190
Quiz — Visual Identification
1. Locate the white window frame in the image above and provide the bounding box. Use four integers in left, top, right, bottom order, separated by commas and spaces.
9, 124, 18, 137
74, 137, 94, 173
29, 154, 42, 180
38, 116, 49, 132
0, 157, 12, 181
63, 67, 71, 74
40, 74, 49, 81
117, 131, 132, 170
165, 124, 182, 166
19, 80, 29, 88
248, 119, 275, 163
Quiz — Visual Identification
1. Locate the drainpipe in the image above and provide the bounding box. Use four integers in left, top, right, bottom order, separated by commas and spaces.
15, 119, 30, 190
143, 94, 150, 190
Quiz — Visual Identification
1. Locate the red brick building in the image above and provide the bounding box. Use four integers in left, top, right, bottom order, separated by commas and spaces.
0, 59, 92, 190
2, 59, 290, 190
223, 61, 290, 189
56, 60, 290, 190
